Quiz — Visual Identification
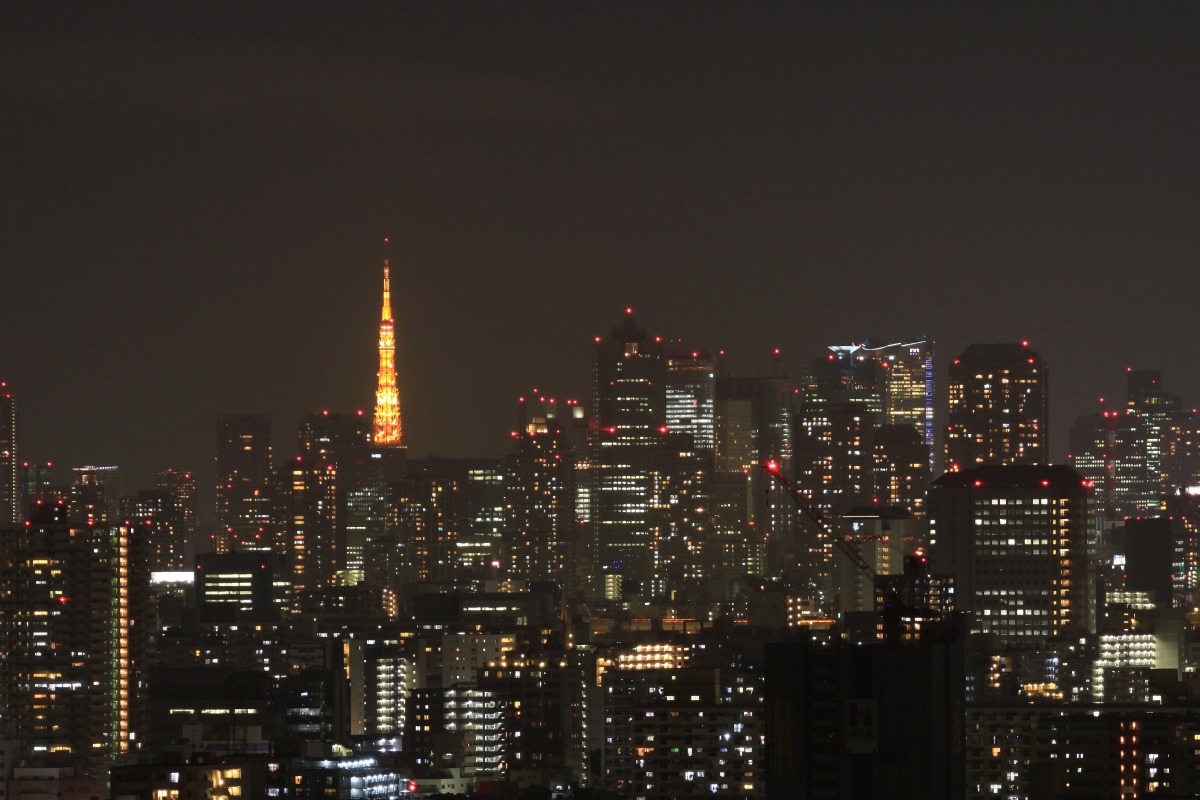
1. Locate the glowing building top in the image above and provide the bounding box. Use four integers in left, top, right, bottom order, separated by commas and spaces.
374, 244, 402, 446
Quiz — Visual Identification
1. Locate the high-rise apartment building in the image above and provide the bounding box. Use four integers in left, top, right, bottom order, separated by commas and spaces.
503, 396, 576, 592
0, 383, 16, 526
944, 342, 1049, 471
120, 489, 187, 571
215, 414, 275, 552
0, 502, 150, 777
928, 464, 1090, 645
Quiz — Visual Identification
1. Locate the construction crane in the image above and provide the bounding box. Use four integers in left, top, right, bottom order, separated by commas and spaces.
761, 460, 936, 641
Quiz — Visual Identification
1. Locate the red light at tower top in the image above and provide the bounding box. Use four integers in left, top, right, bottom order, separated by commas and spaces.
625, 306, 634, 315
765, 460, 780, 473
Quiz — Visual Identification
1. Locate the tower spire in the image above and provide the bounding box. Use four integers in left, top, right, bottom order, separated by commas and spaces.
374, 239, 402, 446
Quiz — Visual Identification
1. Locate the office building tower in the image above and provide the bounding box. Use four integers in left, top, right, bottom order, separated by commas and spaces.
1127, 369, 1183, 493
1159, 411, 1200, 495
373, 249, 402, 447
120, 489, 187, 571
665, 350, 716, 452
0, 502, 150, 777
944, 342, 1049, 471
194, 551, 289, 621
215, 414, 275, 552
0, 385, 16, 526
284, 454, 340, 590
299, 410, 372, 457
827, 338, 935, 470
289, 412, 373, 590
155, 468, 197, 560
503, 395, 576, 592
335, 444, 405, 584
871, 424, 930, 516
458, 462, 506, 582
69, 465, 124, 524
928, 464, 1090, 645
792, 351, 888, 597
588, 311, 668, 596
711, 376, 794, 587
19, 461, 53, 523
379, 457, 504, 589
1069, 408, 1158, 523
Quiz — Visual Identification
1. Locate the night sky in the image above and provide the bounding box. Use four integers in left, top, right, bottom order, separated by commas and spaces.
3, 4, 1200, 508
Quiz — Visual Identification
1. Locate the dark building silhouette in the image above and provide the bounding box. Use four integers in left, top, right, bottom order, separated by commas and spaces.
764, 624, 966, 800
0, 383, 15, 526
503, 396, 576, 593
215, 413, 275, 552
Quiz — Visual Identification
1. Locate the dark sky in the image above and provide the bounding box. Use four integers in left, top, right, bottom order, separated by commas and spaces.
3, 3, 1200, 505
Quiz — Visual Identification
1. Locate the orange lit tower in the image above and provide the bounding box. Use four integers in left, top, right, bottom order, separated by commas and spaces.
374, 243, 403, 446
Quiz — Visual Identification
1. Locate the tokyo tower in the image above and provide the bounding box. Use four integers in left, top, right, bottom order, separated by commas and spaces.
373, 242, 402, 446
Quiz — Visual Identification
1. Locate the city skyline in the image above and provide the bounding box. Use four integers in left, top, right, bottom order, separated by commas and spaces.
4, 5, 1200, 494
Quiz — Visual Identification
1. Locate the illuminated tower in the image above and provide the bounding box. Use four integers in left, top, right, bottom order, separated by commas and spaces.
374, 248, 402, 447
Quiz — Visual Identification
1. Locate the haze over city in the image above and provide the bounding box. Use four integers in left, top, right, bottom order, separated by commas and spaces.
4, 4, 1200, 495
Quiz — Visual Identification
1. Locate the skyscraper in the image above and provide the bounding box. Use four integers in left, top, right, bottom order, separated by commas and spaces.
1, 383, 16, 526
503, 395, 576, 592
215, 414, 274, 552
155, 468, 198, 561
928, 464, 1090, 645
374, 247, 402, 447
944, 342, 1049, 471
299, 410, 372, 456
0, 502, 150, 777
588, 311, 667, 597
712, 375, 794, 587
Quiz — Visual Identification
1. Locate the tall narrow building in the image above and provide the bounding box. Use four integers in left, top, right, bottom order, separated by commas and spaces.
944, 342, 1049, 471
1, 383, 16, 526
374, 246, 402, 447
0, 502, 151, 777
215, 414, 274, 552
588, 311, 667, 597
